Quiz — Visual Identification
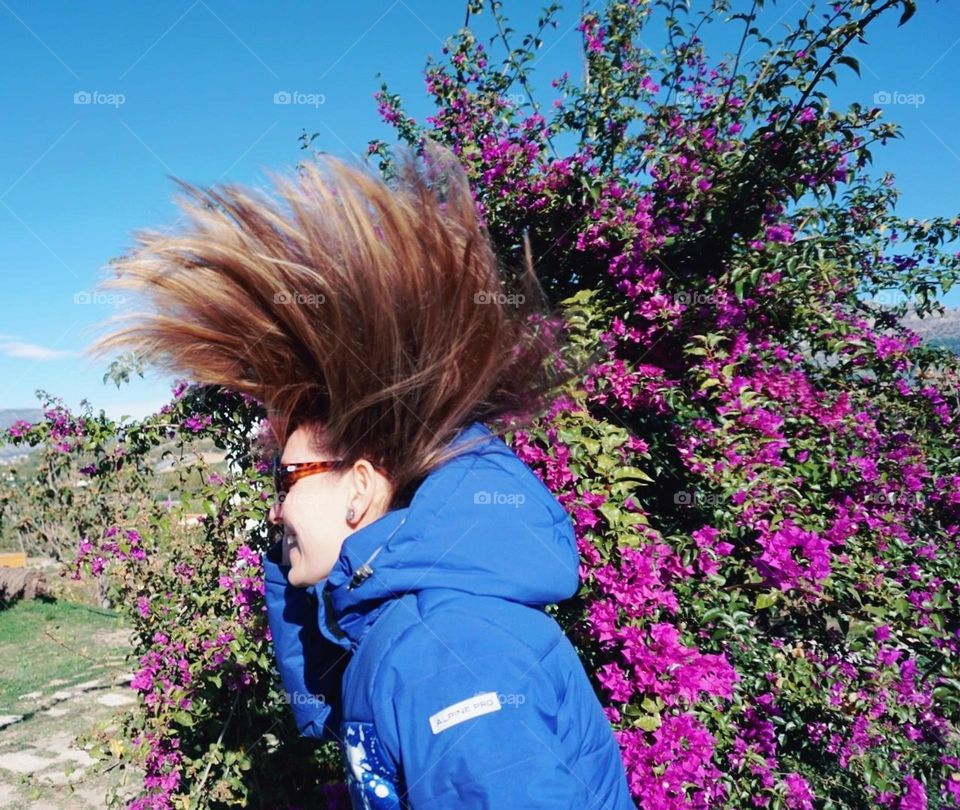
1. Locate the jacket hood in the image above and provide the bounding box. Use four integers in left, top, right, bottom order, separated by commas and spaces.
308, 421, 579, 650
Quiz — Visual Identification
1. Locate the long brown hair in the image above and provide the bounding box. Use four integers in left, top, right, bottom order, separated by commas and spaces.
87, 144, 573, 507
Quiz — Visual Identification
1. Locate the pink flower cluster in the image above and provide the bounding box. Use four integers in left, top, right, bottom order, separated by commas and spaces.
72, 527, 147, 578
752, 520, 832, 594
218, 543, 267, 622
41, 400, 85, 453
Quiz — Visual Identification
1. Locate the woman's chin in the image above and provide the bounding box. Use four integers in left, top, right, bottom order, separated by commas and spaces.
287, 556, 324, 588
287, 549, 305, 585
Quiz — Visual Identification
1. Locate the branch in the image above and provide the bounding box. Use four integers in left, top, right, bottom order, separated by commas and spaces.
491, 0, 558, 158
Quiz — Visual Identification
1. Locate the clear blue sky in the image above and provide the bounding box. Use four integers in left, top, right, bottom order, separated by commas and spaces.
1, 0, 958, 420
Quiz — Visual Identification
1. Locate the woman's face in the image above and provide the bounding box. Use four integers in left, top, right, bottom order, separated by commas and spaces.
267, 426, 393, 587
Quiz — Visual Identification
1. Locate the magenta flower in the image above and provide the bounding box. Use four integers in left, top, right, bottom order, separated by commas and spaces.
753, 520, 832, 593
764, 224, 794, 243
181, 414, 212, 433
6, 419, 32, 438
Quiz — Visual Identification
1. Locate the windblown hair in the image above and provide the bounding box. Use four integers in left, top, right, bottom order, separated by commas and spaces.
87, 145, 572, 508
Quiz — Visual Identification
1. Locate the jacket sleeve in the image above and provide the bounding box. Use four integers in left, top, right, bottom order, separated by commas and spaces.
262, 539, 349, 742
370, 610, 630, 809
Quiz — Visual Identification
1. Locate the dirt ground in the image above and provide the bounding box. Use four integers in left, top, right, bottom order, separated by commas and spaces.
0, 627, 144, 807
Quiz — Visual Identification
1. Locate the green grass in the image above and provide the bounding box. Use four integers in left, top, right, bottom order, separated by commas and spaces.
0, 598, 132, 713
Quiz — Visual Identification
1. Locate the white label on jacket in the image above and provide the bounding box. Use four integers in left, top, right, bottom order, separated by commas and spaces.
429, 691, 502, 735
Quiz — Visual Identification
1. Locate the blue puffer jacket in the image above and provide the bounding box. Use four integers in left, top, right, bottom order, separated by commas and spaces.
263, 421, 636, 809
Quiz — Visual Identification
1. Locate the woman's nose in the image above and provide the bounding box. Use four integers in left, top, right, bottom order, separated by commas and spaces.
268, 500, 283, 525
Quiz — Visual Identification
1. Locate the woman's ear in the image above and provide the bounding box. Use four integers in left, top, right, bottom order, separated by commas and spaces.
346, 459, 386, 525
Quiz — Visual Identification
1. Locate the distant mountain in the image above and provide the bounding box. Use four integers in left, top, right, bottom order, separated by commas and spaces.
0, 409, 43, 430
901, 306, 960, 355
0, 408, 43, 463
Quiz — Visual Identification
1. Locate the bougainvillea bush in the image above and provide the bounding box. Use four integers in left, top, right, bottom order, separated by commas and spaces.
5, 0, 960, 807
2, 382, 351, 807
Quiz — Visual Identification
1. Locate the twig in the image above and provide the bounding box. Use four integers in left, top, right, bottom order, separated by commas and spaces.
491, 0, 559, 159
195, 691, 240, 798
43, 627, 101, 663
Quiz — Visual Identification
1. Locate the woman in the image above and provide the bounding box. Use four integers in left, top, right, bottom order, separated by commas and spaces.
90, 146, 635, 809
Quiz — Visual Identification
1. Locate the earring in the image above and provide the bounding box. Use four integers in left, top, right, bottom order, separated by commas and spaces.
346, 507, 355, 521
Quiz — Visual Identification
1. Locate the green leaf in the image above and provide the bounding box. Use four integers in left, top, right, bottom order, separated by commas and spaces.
755, 590, 779, 610
837, 56, 860, 77
613, 466, 654, 483
641, 696, 663, 713
595, 453, 617, 472
620, 511, 649, 527
898, 0, 916, 27
598, 501, 620, 526
635, 714, 661, 731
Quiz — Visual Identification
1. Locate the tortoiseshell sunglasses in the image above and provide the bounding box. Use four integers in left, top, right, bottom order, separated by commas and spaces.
271, 454, 391, 501
272, 454, 346, 501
